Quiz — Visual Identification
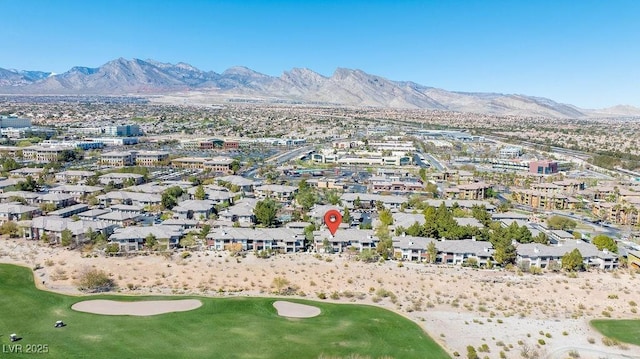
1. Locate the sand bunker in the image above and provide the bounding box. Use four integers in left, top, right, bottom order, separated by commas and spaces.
71, 299, 202, 316
273, 301, 321, 318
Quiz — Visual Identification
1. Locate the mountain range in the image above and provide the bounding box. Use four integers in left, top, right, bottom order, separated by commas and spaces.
1, 57, 638, 118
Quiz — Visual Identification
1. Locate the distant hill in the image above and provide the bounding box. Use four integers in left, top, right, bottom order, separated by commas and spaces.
1, 57, 639, 119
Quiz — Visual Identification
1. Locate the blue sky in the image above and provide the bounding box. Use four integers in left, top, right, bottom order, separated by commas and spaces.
1, 0, 638, 108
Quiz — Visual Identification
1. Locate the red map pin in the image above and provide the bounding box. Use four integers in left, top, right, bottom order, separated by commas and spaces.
324, 209, 342, 236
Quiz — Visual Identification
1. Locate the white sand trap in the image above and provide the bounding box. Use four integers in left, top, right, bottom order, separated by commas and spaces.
71, 299, 202, 316
273, 301, 321, 318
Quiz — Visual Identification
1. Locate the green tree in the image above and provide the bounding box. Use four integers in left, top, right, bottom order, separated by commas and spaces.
426, 241, 438, 264
353, 196, 362, 209
357, 249, 379, 263
325, 190, 341, 206
296, 188, 316, 211
492, 233, 517, 266
303, 223, 315, 248
194, 185, 207, 200
375, 225, 393, 259
60, 229, 73, 247
425, 182, 439, 198
161, 186, 184, 209
94, 232, 107, 246
16, 175, 38, 192
592, 234, 617, 253
2, 157, 19, 172
39, 203, 57, 213
58, 148, 84, 162
145, 233, 158, 250
105, 243, 119, 255
0, 221, 18, 237
562, 248, 585, 271
230, 160, 241, 174
471, 205, 492, 227
547, 215, 577, 230
322, 238, 332, 253
342, 207, 351, 224
200, 224, 211, 240
418, 167, 427, 182
378, 208, 393, 226
533, 232, 548, 244
85, 228, 97, 243
40, 232, 50, 244
254, 198, 278, 227
85, 174, 100, 186
180, 233, 197, 249
496, 201, 512, 213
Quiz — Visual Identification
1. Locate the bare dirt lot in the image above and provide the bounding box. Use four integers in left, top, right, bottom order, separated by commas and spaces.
2, 238, 639, 359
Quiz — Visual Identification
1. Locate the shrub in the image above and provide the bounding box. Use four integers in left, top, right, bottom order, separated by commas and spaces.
181, 251, 191, 259
466, 345, 479, 359
529, 265, 542, 275
77, 268, 115, 293
602, 337, 619, 346
105, 243, 120, 255
537, 339, 545, 345
317, 292, 326, 300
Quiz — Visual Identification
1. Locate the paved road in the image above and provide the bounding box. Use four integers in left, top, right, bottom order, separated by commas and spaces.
420, 152, 446, 171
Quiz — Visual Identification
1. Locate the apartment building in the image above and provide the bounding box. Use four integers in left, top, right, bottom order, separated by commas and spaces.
445, 182, 493, 200
55, 170, 96, 184
511, 189, 579, 210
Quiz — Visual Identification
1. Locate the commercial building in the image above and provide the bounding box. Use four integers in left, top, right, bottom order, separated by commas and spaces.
171, 156, 234, 174
104, 124, 142, 137
135, 151, 169, 166
89, 137, 138, 146
529, 160, 558, 175
0, 115, 31, 128
22, 146, 68, 163
101, 151, 136, 167
499, 146, 523, 159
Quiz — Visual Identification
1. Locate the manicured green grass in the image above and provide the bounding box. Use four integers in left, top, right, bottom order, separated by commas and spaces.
591, 319, 640, 346
0, 264, 449, 358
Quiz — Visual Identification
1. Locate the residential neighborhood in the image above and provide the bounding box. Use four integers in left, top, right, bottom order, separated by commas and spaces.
0, 106, 635, 277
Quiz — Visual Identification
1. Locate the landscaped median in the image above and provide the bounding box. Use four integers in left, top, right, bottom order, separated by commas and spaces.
0, 263, 449, 358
